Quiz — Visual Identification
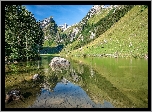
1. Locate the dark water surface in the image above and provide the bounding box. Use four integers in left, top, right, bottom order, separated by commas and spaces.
5, 56, 148, 108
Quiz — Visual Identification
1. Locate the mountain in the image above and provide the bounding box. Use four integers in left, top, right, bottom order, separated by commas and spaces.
40, 5, 111, 46
63, 5, 123, 41
40, 16, 54, 28
40, 5, 148, 59
40, 16, 70, 47
41, 5, 118, 47
60, 5, 128, 52
60, 5, 148, 59
40, 16, 58, 47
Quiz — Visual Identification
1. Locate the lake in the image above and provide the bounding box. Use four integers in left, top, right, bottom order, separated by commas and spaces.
5, 55, 148, 108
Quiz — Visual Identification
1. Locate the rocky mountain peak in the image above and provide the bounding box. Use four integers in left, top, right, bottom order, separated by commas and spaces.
40, 16, 54, 28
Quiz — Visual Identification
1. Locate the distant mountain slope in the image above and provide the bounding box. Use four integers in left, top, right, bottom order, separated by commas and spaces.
41, 5, 122, 48
67, 5, 148, 59
40, 16, 59, 47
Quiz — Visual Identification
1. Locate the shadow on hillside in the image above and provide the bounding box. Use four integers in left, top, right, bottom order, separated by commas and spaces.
40, 45, 64, 54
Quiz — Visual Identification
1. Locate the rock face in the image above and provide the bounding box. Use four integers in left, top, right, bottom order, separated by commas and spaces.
49, 57, 70, 71
40, 16, 54, 28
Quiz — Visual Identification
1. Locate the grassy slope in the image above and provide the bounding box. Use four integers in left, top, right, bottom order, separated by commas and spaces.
60, 8, 111, 55
87, 8, 110, 25
69, 5, 148, 59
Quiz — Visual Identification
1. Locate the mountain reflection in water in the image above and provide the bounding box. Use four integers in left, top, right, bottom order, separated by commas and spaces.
28, 81, 114, 108
5, 56, 147, 108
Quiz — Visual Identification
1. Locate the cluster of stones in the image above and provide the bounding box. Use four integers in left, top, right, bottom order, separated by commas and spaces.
5, 89, 23, 103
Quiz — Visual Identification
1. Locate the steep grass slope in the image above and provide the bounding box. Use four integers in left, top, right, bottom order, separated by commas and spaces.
60, 7, 112, 54
69, 5, 148, 59
87, 9, 110, 25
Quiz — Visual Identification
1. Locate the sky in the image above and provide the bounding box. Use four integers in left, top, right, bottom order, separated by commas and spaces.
23, 5, 93, 26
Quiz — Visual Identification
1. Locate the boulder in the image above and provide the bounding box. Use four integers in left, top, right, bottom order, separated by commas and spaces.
32, 74, 39, 80
5, 89, 22, 103
49, 57, 70, 71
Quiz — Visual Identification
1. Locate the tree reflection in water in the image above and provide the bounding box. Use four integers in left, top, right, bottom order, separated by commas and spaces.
29, 81, 114, 108
5, 56, 148, 108
5, 56, 116, 108
28, 57, 114, 108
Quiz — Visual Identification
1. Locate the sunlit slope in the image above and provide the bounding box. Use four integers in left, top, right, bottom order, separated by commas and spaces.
87, 8, 110, 25
70, 5, 148, 58
60, 8, 111, 54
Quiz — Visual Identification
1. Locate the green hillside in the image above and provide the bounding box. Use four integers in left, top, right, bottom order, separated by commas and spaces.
87, 9, 110, 25
60, 6, 113, 54
62, 5, 148, 59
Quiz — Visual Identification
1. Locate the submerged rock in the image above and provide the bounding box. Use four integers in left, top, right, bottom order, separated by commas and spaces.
49, 57, 70, 71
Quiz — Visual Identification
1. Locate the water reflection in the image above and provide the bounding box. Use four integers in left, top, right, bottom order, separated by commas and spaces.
70, 68, 81, 82
28, 56, 115, 108
5, 56, 148, 108
29, 81, 114, 108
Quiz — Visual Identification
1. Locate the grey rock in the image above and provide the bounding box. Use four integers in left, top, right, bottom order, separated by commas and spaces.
5, 89, 23, 103
49, 57, 70, 71
32, 74, 39, 80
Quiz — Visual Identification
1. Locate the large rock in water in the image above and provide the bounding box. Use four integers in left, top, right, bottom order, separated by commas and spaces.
49, 57, 70, 71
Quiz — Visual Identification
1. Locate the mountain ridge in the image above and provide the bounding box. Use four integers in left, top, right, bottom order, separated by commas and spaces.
63, 5, 148, 59
40, 5, 148, 59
